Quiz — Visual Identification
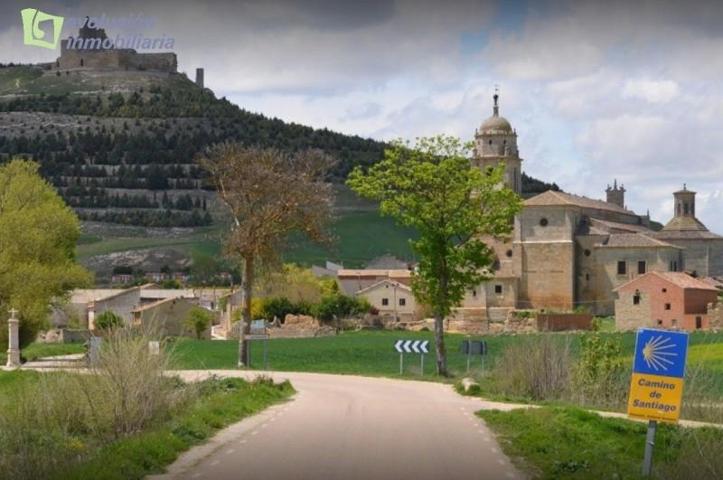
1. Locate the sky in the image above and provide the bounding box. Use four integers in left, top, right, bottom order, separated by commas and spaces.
2, 0, 722, 232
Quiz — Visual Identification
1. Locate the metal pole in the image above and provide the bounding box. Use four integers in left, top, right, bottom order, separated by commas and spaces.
420, 353, 424, 376
466, 340, 471, 374
263, 337, 268, 370
642, 420, 657, 476
400, 353, 403, 375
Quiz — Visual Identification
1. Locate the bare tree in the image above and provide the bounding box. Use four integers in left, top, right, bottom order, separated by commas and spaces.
200, 143, 335, 366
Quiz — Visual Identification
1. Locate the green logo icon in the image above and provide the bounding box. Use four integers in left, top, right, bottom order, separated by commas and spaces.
21, 8, 65, 49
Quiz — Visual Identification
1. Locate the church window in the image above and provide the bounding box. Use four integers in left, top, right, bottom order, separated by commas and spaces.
665, 303, 671, 310
539, 218, 549, 227
662, 288, 667, 293
683, 203, 689, 215
696, 317, 702, 329
494, 285, 503, 294
472, 289, 476, 297
633, 290, 641, 305
585, 273, 590, 281
617, 261, 627, 275
488, 140, 493, 145
506, 249, 513, 257
638, 261, 646, 274
584, 249, 591, 257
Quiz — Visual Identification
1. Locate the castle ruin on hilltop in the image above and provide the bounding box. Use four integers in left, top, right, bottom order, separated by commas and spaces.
54, 22, 177, 73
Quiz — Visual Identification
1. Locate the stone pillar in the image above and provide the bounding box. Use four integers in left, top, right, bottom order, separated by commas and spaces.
6, 309, 20, 369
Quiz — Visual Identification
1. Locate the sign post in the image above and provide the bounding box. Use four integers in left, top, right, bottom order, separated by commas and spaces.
461, 339, 488, 373
627, 328, 689, 477
394, 340, 429, 375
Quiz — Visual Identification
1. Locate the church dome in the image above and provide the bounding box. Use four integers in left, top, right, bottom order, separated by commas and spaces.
478, 92, 514, 134
480, 115, 513, 134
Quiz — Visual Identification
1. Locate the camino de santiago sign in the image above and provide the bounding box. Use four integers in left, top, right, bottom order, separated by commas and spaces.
627, 328, 689, 423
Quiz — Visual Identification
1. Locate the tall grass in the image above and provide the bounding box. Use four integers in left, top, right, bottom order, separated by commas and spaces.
0, 328, 192, 479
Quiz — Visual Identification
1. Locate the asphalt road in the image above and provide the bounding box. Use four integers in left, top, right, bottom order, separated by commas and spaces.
151, 371, 527, 480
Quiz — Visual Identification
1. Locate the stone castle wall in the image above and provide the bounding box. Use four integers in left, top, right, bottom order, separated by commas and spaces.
57, 49, 177, 72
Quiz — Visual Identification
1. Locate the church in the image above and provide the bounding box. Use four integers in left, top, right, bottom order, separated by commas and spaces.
463, 93, 723, 318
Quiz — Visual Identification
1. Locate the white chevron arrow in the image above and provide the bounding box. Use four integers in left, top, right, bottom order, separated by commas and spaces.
394, 340, 404, 353
403, 340, 413, 353
419, 341, 429, 354
395, 340, 430, 354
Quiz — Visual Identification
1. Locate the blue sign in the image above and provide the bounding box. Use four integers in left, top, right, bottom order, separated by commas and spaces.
632, 328, 689, 379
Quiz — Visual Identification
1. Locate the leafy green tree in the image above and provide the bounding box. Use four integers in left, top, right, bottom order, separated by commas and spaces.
0, 159, 90, 347
348, 136, 522, 375
313, 294, 371, 322
94, 310, 124, 331
185, 306, 214, 339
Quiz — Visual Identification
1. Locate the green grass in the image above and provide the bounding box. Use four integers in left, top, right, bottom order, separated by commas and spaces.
55, 377, 293, 480
478, 406, 723, 479
0, 342, 86, 365
170, 330, 723, 377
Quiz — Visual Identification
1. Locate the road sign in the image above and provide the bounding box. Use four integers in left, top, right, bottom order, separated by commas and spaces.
627, 328, 689, 423
394, 339, 429, 354
627, 328, 689, 477
460, 340, 487, 356
394, 340, 429, 375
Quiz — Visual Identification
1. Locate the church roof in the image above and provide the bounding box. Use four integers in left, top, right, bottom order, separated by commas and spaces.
480, 115, 513, 134
661, 215, 710, 232
589, 218, 653, 234
524, 190, 636, 215
652, 229, 722, 240
596, 233, 680, 249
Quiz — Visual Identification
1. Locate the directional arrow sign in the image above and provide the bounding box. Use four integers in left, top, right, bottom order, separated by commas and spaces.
395, 340, 429, 354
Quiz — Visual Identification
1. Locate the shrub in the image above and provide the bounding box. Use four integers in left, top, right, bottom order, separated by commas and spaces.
185, 307, 213, 339
491, 335, 572, 401
94, 310, 124, 331
573, 333, 627, 408
313, 294, 371, 322
261, 297, 295, 321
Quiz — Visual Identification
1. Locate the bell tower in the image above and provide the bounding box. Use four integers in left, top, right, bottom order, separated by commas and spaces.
473, 90, 522, 194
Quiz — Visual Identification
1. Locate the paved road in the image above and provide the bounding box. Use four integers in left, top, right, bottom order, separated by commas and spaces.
151, 371, 526, 480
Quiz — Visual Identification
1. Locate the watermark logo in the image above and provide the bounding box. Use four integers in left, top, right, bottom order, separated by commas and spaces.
20, 8, 65, 49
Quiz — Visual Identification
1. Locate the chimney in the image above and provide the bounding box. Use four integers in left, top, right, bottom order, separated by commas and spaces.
605, 179, 626, 209
195, 67, 204, 88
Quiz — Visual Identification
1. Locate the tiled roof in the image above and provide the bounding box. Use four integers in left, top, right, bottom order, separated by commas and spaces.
662, 215, 710, 232
524, 190, 635, 215
597, 233, 680, 249
615, 271, 719, 292
652, 229, 722, 240
337, 269, 413, 278
355, 279, 413, 295
589, 218, 653, 234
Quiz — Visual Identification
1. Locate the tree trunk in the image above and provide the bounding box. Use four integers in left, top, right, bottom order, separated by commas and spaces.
434, 311, 447, 376
238, 254, 254, 367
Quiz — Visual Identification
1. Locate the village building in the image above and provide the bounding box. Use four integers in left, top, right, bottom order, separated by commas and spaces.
132, 297, 205, 338
463, 93, 723, 320
336, 269, 413, 296
354, 279, 418, 321
614, 272, 719, 331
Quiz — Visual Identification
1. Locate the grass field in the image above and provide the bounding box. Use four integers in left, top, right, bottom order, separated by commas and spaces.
169, 330, 723, 381
0, 342, 85, 365
76, 186, 416, 269
479, 406, 723, 480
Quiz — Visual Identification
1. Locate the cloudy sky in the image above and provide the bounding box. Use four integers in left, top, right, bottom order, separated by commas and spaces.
2, 0, 723, 231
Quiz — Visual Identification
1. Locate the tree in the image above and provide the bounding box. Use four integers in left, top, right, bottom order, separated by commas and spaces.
347, 136, 522, 375
199, 143, 335, 366
185, 306, 214, 339
95, 310, 124, 331
0, 159, 90, 347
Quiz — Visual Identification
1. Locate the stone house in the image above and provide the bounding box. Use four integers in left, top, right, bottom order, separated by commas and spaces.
354, 279, 418, 321
132, 297, 208, 338
336, 269, 413, 296
614, 272, 719, 331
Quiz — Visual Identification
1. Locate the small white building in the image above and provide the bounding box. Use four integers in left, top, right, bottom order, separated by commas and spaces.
355, 279, 417, 321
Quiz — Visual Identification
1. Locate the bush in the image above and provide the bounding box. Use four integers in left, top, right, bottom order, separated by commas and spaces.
95, 310, 124, 331
185, 307, 213, 339
312, 294, 371, 322
573, 333, 627, 408
261, 297, 295, 321
491, 335, 572, 401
